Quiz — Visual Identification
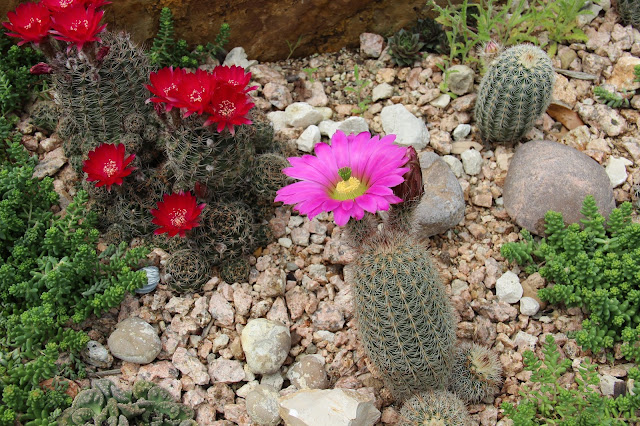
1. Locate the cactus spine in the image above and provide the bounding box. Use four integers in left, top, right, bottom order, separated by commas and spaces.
448, 342, 503, 404
474, 44, 554, 143
617, 0, 640, 28
399, 390, 472, 426
352, 230, 457, 400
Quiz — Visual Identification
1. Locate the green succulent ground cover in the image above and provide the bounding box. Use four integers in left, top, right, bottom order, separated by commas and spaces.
502, 196, 640, 362
0, 119, 149, 425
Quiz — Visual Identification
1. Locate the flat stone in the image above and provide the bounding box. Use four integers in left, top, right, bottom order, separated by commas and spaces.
107, 317, 161, 364
246, 385, 281, 426
208, 357, 246, 384
381, 104, 430, 150
503, 140, 615, 235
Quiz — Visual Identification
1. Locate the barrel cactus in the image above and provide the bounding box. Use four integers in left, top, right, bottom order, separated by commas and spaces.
448, 342, 503, 404
474, 44, 555, 143
352, 230, 457, 400
399, 390, 472, 426
617, 0, 640, 29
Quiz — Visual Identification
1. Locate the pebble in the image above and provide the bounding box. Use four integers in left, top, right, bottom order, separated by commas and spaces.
452, 123, 471, 141
287, 355, 329, 389
173, 347, 210, 385
430, 94, 451, 108
460, 148, 483, 175
519, 297, 541, 316
107, 317, 162, 364
241, 319, 291, 375
208, 357, 246, 383
445, 64, 475, 95
442, 154, 464, 177
606, 156, 632, 188
278, 237, 293, 248
285, 102, 324, 128
246, 385, 282, 426
296, 125, 321, 152
82, 340, 113, 368
359, 33, 384, 58
380, 104, 430, 150
496, 271, 523, 304
372, 83, 394, 102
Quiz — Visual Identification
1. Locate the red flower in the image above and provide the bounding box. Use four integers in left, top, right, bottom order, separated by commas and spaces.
213, 65, 257, 92
2, 2, 52, 46
176, 69, 214, 117
204, 83, 254, 135
150, 192, 206, 237
146, 67, 184, 112
50, 5, 107, 51
82, 143, 135, 190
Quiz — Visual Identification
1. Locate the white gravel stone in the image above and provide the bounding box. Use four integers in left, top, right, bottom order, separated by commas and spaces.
318, 119, 339, 137
107, 317, 161, 364
223, 46, 257, 69
496, 271, 523, 304
335, 116, 370, 138
266, 111, 289, 132
278, 237, 293, 248
600, 374, 624, 396
371, 83, 394, 102
297, 125, 321, 152
513, 331, 538, 352
241, 319, 291, 375
246, 385, 281, 426
519, 297, 540, 316
442, 154, 464, 178
286, 102, 324, 128
381, 104, 430, 150
460, 148, 483, 175
452, 124, 471, 141
605, 156, 632, 188
430, 94, 451, 108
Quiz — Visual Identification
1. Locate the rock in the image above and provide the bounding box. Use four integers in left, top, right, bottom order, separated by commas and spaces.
460, 148, 483, 175
335, 117, 370, 138
521, 273, 547, 310
606, 156, 632, 188
266, 111, 289, 132
208, 357, 246, 384
287, 355, 329, 389
312, 301, 345, 331
359, 33, 384, 58
241, 319, 291, 375
263, 83, 293, 110
285, 102, 324, 128
82, 340, 113, 368
257, 268, 286, 297
607, 56, 640, 91
40, 135, 62, 152
503, 140, 615, 235
430, 94, 451, 108
560, 125, 590, 151
246, 385, 281, 426
33, 147, 66, 179
223, 47, 257, 69
173, 347, 210, 385
600, 375, 624, 396
496, 271, 523, 304
450, 141, 483, 154
107, 317, 162, 364
372, 83, 394, 102
452, 123, 471, 141
513, 331, 537, 352
297, 125, 321, 152
557, 46, 578, 69
279, 388, 380, 426
306, 81, 329, 107
445, 64, 475, 96
442, 155, 464, 178
520, 297, 540, 316
381, 104, 430, 150
413, 152, 465, 238
209, 293, 235, 327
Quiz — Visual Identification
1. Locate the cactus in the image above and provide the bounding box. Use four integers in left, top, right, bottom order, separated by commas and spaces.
352, 230, 457, 400
30, 100, 60, 133
123, 112, 147, 134
58, 379, 197, 425
388, 29, 425, 67
617, 0, 640, 29
474, 44, 555, 143
164, 248, 211, 293
448, 342, 503, 404
251, 153, 290, 202
399, 390, 472, 426
220, 255, 251, 284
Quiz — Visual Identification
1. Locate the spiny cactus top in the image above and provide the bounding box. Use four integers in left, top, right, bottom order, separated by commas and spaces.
275, 130, 409, 226
474, 44, 555, 143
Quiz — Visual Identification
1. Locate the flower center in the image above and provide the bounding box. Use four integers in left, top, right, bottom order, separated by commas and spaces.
70, 19, 89, 32
102, 159, 118, 177
189, 89, 204, 103
217, 100, 235, 117
331, 169, 368, 201
60, 0, 74, 8
170, 208, 188, 228
164, 83, 178, 95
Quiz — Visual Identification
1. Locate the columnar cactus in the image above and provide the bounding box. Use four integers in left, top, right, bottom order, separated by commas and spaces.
448, 342, 503, 403
399, 390, 472, 426
352, 230, 457, 400
474, 44, 554, 143
617, 0, 640, 29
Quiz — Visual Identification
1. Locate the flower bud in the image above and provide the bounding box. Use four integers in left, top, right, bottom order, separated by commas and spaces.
96, 45, 110, 62
30, 62, 53, 75
393, 146, 423, 202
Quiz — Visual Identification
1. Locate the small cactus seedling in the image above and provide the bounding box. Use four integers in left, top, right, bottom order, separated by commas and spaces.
352, 229, 457, 400
399, 390, 472, 426
164, 248, 212, 293
474, 44, 555, 143
448, 342, 503, 403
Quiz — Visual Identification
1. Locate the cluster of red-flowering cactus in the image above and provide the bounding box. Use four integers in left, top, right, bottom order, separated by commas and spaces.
3, 0, 108, 51
146, 65, 256, 135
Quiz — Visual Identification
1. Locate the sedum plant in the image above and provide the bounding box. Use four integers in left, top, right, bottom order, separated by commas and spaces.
502, 334, 640, 424
501, 196, 640, 362
474, 44, 554, 143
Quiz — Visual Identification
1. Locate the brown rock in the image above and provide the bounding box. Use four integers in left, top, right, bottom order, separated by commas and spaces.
521, 272, 547, 310
503, 140, 615, 235
607, 56, 640, 91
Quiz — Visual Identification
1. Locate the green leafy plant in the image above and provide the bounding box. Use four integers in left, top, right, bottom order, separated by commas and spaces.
344, 64, 372, 115
593, 86, 631, 108
387, 28, 425, 67
539, 0, 591, 57
302, 67, 318, 83
0, 126, 148, 424
149, 7, 230, 68
501, 196, 640, 362
286, 35, 304, 61
502, 334, 640, 424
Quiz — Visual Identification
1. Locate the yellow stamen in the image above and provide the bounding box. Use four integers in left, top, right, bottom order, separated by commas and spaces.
103, 159, 118, 177
331, 176, 368, 201
170, 208, 188, 227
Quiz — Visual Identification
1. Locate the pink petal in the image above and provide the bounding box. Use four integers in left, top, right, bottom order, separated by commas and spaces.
333, 207, 351, 226
355, 194, 378, 213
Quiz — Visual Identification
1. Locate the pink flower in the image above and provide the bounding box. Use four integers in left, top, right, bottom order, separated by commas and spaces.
50, 5, 106, 51
2, 2, 52, 46
150, 191, 206, 237
82, 143, 135, 190
146, 67, 184, 111
275, 131, 409, 226
204, 82, 254, 135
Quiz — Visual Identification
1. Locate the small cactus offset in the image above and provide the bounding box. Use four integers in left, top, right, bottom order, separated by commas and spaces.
30, 100, 60, 133
474, 44, 555, 143
164, 248, 212, 293
448, 342, 503, 404
352, 229, 457, 400
388, 29, 425, 67
399, 390, 472, 426
617, 0, 640, 29
251, 153, 291, 202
